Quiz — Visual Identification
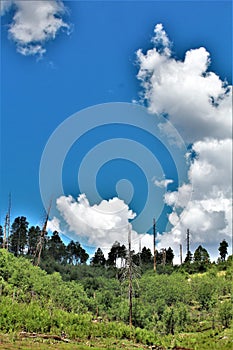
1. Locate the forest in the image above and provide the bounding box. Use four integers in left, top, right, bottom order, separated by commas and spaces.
0, 216, 232, 350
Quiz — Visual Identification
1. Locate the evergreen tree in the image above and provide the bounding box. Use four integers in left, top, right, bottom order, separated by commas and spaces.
140, 247, 153, 264
184, 250, 192, 264
194, 245, 210, 263
66, 240, 77, 264
47, 231, 67, 263
0, 225, 3, 247
91, 247, 106, 266
156, 250, 163, 265
218, 240, 228, 261
10, 216, 28, 256
66, 240, 89, 265
27, 226, 41, 256
78, 243, 89, 264
166, 247, 174, 265
107, 241, 120, 266
107, 241, 127, 267
193, 245, 210, 272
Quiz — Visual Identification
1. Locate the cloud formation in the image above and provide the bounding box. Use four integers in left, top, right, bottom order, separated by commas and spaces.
137, 24, 232, 260
55, 194, 137, 247
47, 194, 155, 261
1, 0, 70, 56
137, 24, 232, 143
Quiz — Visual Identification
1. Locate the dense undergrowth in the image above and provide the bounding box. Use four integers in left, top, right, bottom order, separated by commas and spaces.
0, 249, 232, 349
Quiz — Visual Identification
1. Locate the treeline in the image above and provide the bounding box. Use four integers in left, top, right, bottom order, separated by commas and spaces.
0, 216, 230, 278
0, 216, 174, 267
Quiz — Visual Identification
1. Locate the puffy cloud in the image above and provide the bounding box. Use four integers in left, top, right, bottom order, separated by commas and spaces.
164, 183, 192, 209
54, 193, 157, 257
137, 24, 232, 143
189, 139, 232, 199
137, 24, 232, 260
1, 0, 70, 56
47, 216, 61, 233
168, 138, 232, 238
55, 194, 137, 247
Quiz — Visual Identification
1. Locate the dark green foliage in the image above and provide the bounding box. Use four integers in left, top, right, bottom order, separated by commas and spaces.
141, 246, 153, 264
218, 300, 232, 328
0, 225, 3, 247
107, 241, 126, 267
218, 240, 228, 261
27, 225, 41, 256
193, 245, 210, 272
194, 245, 210, 263
46, 231, 67, 263
184, 250, 192, 263
90, 248, 106, 266
9, 216, 29, 256
66, 240, 89, 265
166, 247, 174, 265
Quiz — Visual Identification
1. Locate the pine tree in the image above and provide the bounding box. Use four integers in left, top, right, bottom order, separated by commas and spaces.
66, 240, 89, 265
10, 216, 28, 256
0, 225, 3, 247
184, 251, 192, 263
218, 240, 228, 261
107, 241, 121, 266
90, 247, 106, 266
47, 231, 66, 263
194, 245, 210, 263
140, 247, 153, 264
27, 226, 41, 256
166, 247, 174, 265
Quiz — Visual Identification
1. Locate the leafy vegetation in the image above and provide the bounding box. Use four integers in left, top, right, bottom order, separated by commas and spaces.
0, 216, 232, 349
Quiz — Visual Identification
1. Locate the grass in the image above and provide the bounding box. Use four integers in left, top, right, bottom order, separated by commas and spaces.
0, 334, 147, 350
0, 328, 232, 350
159, 328, 233, 350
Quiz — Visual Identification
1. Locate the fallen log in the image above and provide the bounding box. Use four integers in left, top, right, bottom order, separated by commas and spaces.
19, 331, 70, 342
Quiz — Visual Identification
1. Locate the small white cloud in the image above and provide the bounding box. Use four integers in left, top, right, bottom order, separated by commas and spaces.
1, 0, 71, 56
153, 178, 173, 188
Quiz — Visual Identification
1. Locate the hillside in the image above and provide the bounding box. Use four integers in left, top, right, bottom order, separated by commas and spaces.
0, 249, 232, 349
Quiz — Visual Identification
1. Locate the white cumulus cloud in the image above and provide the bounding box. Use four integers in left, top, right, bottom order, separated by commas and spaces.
1, 0, 71, 56
137, 24, 232, 261
137, 24, 232, 143
55, 194, 137, 247
50, 193, 157, 261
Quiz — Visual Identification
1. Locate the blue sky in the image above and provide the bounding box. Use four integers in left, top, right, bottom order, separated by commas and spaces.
0, 0, 232, 260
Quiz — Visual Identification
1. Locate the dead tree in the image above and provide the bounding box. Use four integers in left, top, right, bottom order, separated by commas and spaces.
33, 203, 51, 266
128, 224, 133, 327
3, 193, 11, 250
153, 218, 156, 271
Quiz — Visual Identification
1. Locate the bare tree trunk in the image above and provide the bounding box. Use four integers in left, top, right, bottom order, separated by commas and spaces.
128, 224, 133, 327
